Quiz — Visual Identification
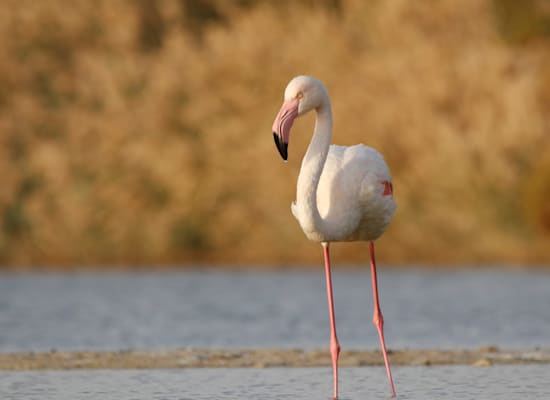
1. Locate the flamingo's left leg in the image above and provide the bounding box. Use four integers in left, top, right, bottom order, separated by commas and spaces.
322, 242, 340, 399
369, 241, 396, 397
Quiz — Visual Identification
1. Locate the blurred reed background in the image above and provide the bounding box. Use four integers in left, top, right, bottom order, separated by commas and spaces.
0, 0, 549, 268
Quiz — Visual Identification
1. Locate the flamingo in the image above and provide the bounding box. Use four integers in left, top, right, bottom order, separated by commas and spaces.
272, 76, 397, 399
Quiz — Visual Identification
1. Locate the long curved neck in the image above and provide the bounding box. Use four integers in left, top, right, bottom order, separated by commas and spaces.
296, 100, 332, 237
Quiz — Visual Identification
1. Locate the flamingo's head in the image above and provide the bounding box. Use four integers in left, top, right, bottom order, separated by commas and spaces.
272, 75, 328, 161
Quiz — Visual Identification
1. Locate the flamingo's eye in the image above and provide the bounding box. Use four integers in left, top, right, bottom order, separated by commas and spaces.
296, 92, 303, 99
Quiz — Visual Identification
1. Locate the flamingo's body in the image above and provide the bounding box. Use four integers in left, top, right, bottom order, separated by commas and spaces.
292, 144, 395, 242
272, 76, 397, 399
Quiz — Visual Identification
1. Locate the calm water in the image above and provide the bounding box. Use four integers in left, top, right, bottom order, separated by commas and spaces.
1, 365, 550, 399
1, 269, 550, 399
1, 268, 549, 352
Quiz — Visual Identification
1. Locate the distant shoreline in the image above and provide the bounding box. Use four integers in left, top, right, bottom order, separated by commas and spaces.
1, 348, 549, 370
1, 264, 549, 273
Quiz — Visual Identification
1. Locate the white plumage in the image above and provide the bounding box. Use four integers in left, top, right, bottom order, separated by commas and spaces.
272, 75, 398, 399
274, 75, 396, 243
292, 143, 396, 242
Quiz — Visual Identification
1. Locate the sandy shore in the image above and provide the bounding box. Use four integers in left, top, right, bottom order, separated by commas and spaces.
1, 347, 549, 370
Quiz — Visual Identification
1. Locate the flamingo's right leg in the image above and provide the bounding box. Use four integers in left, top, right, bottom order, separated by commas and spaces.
369, 241, 396, 398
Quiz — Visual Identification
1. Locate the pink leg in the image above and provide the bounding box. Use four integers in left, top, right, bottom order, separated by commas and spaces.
322, 242, 340, 400
369, 241, 396, 398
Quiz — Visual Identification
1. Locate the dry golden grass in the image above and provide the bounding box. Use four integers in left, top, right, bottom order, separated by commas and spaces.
0, 0, 549, 267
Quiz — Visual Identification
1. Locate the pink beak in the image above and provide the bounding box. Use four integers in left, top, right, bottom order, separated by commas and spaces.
272, 98, 299, 161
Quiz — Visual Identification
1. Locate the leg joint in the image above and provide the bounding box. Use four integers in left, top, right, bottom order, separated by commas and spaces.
373, 309, 384, 329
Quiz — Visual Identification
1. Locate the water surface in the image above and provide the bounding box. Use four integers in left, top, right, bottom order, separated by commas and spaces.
1, 365, 549, 399
1, 269, 549, 352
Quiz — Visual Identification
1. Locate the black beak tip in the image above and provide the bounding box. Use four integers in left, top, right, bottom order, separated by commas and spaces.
273, 132, 288, 161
